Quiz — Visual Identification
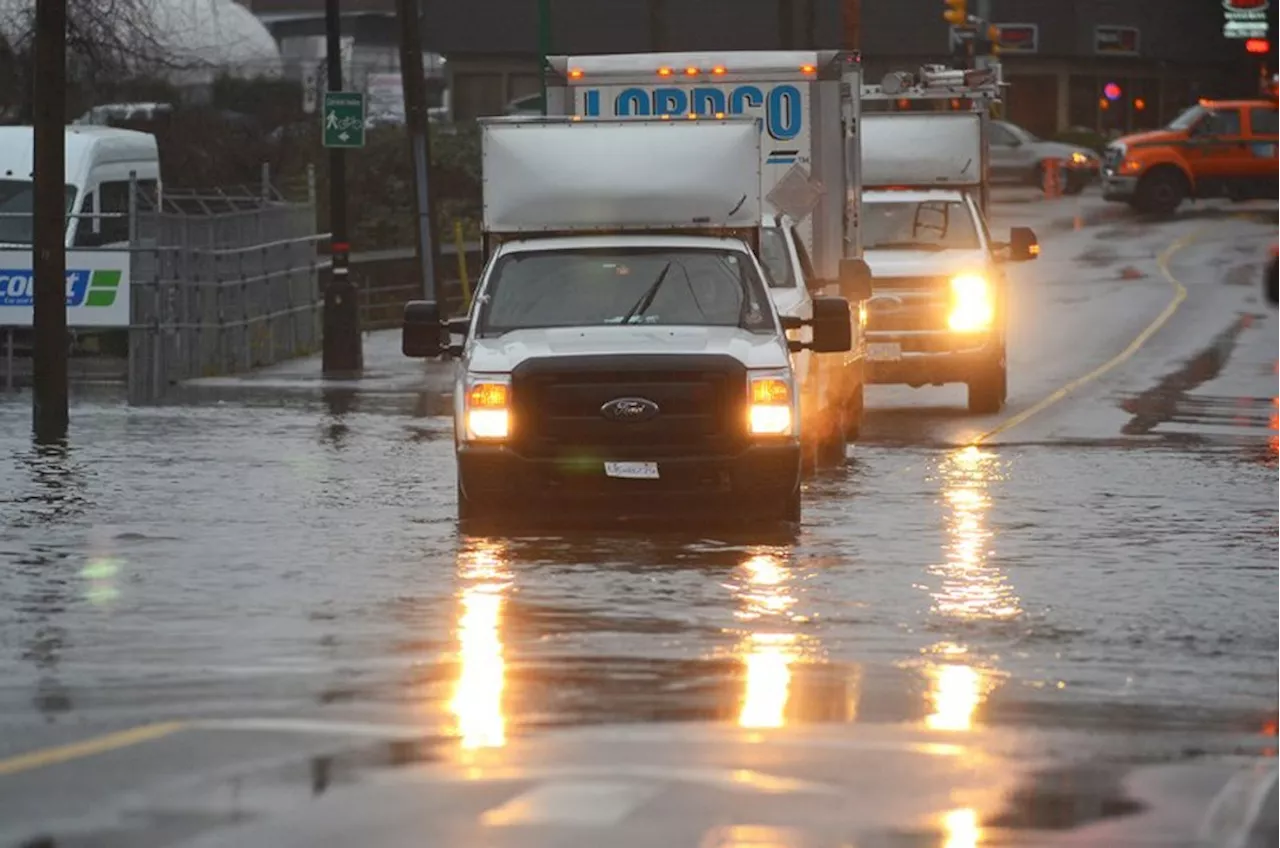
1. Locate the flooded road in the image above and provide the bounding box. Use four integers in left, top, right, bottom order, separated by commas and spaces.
0, 195, 1276, 845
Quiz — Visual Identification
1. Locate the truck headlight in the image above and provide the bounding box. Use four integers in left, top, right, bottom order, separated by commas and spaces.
948, 274, 994, 332
466, 378, 510, 440
749, 373, 794, 436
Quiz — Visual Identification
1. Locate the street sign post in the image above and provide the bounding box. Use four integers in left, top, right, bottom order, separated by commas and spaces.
323, 92, 366, 148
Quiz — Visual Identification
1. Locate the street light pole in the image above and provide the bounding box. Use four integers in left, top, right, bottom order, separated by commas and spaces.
395, 0, 443, 309
32, 0, 67, 442
322, 0, 362, 375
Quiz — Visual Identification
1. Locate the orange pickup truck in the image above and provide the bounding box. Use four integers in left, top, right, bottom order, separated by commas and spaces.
1101, 98, 1279, 215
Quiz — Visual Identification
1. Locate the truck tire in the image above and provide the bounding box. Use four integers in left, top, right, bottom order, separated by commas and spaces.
967, 363, 1007, 415
1134, 168, 1187, 217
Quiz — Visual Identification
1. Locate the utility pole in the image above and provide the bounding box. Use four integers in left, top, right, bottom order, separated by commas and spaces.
395, 0, 444, 310
841, 0, 860, 53
32, 0, 67, 442
322, 0, 362, 375
973, 0, 993, 70
538, 0, 551, 114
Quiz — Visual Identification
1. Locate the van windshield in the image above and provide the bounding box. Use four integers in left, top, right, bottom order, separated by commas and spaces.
0, 180, 78, 245
476, 246, 777, 336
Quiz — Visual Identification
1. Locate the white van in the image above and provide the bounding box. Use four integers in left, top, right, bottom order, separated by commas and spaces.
0, 125, 160, 248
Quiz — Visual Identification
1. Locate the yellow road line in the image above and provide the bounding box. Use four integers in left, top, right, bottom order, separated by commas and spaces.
972, 226, 1207, 445
0, 721, 186, 777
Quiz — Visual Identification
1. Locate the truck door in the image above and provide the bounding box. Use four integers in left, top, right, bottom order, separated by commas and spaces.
1184, 108, 1247, 187
1246, 104, 1279, 194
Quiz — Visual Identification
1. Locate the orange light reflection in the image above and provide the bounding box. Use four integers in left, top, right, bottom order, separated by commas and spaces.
449, 539, 513, 750
943, 807, 981, 848
732, 550, 814, 729
919, 446, 1018, 732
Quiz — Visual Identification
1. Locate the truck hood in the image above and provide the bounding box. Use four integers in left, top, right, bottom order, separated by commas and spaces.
864, 249, 991, 279
1111, 129, 1186, 149
468, 326, 791, 372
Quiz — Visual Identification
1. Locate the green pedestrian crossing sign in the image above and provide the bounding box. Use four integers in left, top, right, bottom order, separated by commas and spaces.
323, 92, 365, 148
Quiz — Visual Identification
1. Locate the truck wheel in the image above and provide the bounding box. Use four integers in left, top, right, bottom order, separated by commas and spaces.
842, 382, 864, 441
1134, 169, 1187, 217
967, 364, 1007, 415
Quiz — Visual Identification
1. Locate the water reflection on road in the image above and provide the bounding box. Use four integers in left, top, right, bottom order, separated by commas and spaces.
918, 446, 1019, 733
450, 538, 512, 750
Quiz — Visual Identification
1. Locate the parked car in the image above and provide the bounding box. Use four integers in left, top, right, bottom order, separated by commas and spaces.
987, 120, 1100, 195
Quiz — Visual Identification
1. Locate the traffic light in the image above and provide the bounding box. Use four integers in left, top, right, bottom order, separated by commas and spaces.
943, 0, 967, 26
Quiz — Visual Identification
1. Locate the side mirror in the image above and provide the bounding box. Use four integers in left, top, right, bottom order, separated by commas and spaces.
1009, 226, 1039, 262
838, 257, 873, 302
402, 300, 444, 358
809, 296, 853, 353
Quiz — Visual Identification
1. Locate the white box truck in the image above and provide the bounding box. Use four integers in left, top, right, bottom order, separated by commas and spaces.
399, 117, 855, 528
545, 51, 872, 458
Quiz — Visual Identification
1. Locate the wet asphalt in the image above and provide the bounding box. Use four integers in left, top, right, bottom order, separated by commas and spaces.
0, 190, 1276, 846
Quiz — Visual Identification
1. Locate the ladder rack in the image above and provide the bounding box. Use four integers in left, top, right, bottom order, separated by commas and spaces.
860, 64, 1004, 104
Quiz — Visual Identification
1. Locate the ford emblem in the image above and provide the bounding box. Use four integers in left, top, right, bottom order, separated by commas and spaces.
600, 397, 660, 422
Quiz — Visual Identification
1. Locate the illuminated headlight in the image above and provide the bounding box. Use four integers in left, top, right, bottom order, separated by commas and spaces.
465, 378, 511, 441
948, 274, 994, 332
1070, 151, 1092, 165
748, 372, 794, 436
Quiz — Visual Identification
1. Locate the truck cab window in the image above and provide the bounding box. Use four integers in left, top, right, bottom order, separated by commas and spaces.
790, 227, 819, 284
1196, 110, 1241, 137
1250, 107, 1278, 136
988, 124, 1018, 147
760, 227, 796, 288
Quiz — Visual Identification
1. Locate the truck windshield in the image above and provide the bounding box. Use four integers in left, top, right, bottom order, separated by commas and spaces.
1168, 105, 1207, 131
759, 227, 795, 288
863, 200, 980, 251
0, 180, 78, 245
477, 247, 776, 335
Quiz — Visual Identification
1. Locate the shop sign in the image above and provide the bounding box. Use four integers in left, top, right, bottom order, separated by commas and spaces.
1223, 0, 1271, 39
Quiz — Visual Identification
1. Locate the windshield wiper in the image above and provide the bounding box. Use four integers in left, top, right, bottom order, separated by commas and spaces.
619, 261, 672, 324
866, 241, 948, 251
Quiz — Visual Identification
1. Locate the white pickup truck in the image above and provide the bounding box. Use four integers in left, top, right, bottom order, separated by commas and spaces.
399, 117, 856, 527
858, 77, 1040, 414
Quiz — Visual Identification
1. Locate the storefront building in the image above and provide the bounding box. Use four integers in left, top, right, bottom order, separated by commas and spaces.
247, 0, 1279, 132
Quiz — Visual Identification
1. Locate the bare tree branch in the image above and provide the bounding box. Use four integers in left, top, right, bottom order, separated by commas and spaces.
0, 0, 235, 121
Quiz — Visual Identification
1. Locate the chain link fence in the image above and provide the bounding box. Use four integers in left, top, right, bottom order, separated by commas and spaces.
126, 174, 328, 404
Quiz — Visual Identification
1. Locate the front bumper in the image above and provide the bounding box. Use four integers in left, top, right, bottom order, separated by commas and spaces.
865, 331, 1001, 386
1101, 172, 1139, 201
457, 442, 801, 520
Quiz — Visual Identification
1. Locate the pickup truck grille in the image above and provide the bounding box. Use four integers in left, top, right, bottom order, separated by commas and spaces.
867, 276, 951, 334
510, 354, 748, 459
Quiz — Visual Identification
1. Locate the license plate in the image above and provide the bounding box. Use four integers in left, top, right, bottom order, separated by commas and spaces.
604, 461, 659, 480
867, 342, 902, 362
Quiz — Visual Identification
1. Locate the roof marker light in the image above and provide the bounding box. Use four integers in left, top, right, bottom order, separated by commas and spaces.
687, 112, 698, 119
658, 67, 672, 76
568, 68, 584, 79
685, 66, 699, 76
714, 112, 726, 119
801, 64, 816, 74
712, 66, 727, 75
